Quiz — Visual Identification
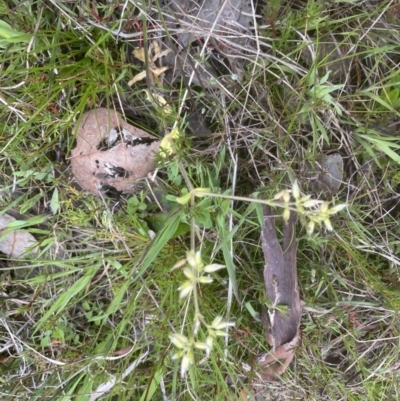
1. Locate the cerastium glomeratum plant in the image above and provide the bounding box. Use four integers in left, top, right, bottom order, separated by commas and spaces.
169, 251, 234, 378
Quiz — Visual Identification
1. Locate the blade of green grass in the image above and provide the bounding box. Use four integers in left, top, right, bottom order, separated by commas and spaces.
130, 206, 182, 283
35, 264, 101, 331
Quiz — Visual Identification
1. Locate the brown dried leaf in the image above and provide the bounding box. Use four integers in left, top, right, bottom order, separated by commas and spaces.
262, 206, 300, 348
128, 70, 147, 85
0, 214, 37, 258
70, 108, 160, 196
170, 0, 253, 49
313, 153, 343, 196
133, 47, 146, 63
255, 332, 299, 381
128, 67, 169, 86
130, 41, 171, 86
256, 206, 301, 379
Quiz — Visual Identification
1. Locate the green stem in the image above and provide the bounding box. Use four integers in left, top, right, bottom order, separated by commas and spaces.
178, 161, 196, 251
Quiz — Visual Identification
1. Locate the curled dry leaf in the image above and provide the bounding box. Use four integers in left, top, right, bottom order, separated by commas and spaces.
170, 0, 253, 49
128, 41, 171, 86
0, 214, 37, 258
311, 153, 344, 197
255, 206, 301, 380
70, 108, 160, 196
167, 0, 253, 82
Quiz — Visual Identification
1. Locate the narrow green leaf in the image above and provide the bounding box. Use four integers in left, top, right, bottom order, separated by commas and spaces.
353, 133, 379, 164
357, 133, 400, 163
372, 141, 400, 163
254, 203, 264, 227
245, 301, 261, 322
100, 280, 130, 322
76, 377, 91, 401
20, 191, 43, 214
139, 369, 164, 401
314, 116, 330, 145
132, 207, 182, 283
0, 20, 31, 44
319, 70, 330, 85
6, 214, 47, 228
50, 188, 59, 215
360, 91, 397, 112
35, 266, 100, 331
386, 88, 399, 105
221, 243, 239, 302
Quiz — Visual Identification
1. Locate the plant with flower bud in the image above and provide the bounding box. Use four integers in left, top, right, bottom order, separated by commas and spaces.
169, 251, 234, 378
274, 180, 346, 234
175, 181, 346, 235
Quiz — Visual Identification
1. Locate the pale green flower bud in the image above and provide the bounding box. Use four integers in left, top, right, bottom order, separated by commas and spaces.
206, 336, 214, 353
199, 275, 213, 284
283, 208, 291, 222
273, 190, 285, 200
307, 220, 315, 235
204, 263, 226, 273
300, 195, 311, 203
320, 201, 329, 214
181, 353, 193, 378
211, 316, 223, 327
328, 204, 347, 214
303, 199, 322, 208
292, 180, 300, 200
194, 341, 211, 355
283, 190, 290, 204
172, 258, 187, 270
183, 267, 197, 281
324, 218, 333, 231
186, 251, 197, 269
211, 316, 235, 330
193, 315, 202, 335
194, 251, 203, 271
178, 281, 194, 298
169, 333, 189, 349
